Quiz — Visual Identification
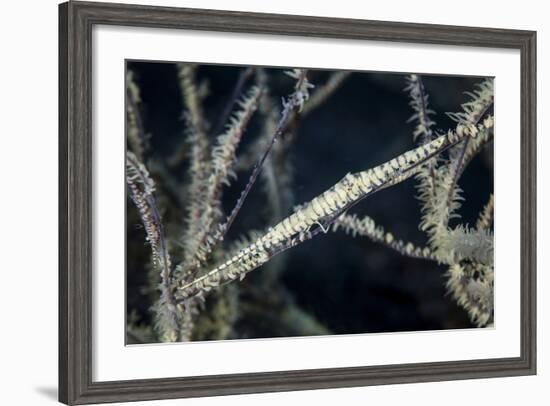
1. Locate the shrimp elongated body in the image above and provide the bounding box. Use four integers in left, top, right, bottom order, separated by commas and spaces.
177, 126, 476, 300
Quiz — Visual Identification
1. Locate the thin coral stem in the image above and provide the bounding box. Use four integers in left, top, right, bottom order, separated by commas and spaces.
256, 69, 292, 222
476, 193, 494, 231
235, 70, 342, 176
332, 214, 435, 261
216, 70, 311, 242
405, 74, 441, 212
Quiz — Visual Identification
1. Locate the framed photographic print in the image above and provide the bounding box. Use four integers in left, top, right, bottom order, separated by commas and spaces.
59, 1, 536, 404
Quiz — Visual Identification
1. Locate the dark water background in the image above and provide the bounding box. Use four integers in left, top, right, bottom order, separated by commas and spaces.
127, 61, 493, 338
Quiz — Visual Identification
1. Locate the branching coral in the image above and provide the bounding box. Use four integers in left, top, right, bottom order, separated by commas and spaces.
177, 126, 477, 300
126, 65, 495, 342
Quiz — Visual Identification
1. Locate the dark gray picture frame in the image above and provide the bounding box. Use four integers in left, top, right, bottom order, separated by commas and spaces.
59, 1, 537, 404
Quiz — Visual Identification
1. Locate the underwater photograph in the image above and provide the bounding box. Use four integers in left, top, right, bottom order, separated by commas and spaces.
125, 62, 494, 344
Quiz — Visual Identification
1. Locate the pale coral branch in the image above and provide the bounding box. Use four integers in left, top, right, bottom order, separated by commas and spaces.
211, 67, 255, 137
179, 113, 209, 267
476, 193, 494, 231
126, 70, 147, 161
332, 214, 435, 260
171, 64, 210, 167
180, 86, 263, 278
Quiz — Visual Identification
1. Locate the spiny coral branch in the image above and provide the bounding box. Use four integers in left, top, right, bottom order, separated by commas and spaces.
127, 152, 168, 277
476, 193, 494, 231
126, 70, 147, 161
179, 114, 209, 266
171, 64, 210, 167
446, 79, 494, 126
332, 214, 435, 260
211, 67, 254, 137
126, 151, 179, 341
210, 86, 263, 199
419, 80, 494, 253
405, 74, 436, 144
180, 86, 263, 276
